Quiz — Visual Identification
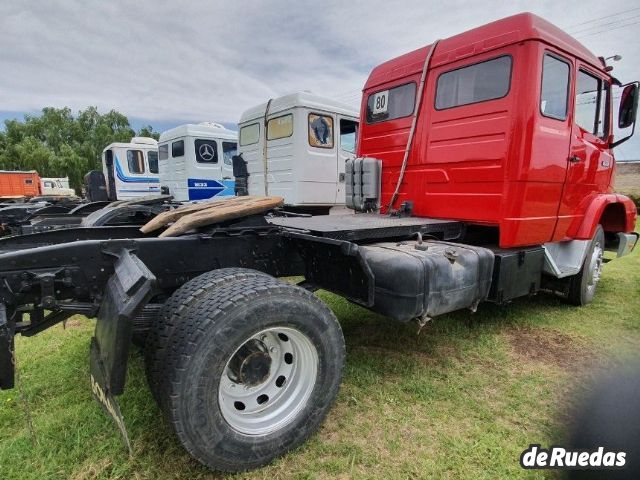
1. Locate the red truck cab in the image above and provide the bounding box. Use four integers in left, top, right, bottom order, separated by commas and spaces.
358, 13, 638, 249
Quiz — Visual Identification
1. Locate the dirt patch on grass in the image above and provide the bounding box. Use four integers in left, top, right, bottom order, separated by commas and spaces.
504, 326, 594, 369
615, 163, 640, 196
70, 458, 112, 480
63, 318, 85, 329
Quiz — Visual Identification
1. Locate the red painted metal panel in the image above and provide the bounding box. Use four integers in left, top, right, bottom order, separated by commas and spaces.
358, 12, 633, 248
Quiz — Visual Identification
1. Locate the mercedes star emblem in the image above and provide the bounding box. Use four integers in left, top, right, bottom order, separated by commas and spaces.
199, 143, 215, 161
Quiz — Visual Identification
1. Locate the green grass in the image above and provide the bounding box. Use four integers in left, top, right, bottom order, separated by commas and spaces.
1, 239, 639, 479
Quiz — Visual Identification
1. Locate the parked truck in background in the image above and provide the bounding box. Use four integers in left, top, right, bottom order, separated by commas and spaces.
0, 12, 637, 474
101, 137, 160, 201
0, 170, 41, 199
237, 92, 358, 213
39, 177, 76, 197
158, 123, 237, 201
158, 95, 359, 210
1, 171, 77, 200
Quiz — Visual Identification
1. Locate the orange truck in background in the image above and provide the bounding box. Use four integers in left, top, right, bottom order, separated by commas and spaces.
0, 170, 41, 199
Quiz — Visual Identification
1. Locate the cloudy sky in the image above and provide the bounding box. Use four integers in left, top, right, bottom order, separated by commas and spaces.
1, 0, 639, 158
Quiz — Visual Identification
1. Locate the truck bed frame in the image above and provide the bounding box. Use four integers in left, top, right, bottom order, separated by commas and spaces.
0, 209, 586, 472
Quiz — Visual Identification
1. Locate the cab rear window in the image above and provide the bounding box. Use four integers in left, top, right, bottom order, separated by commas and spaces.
366, 82, 416, 124
435, 55, 512, 110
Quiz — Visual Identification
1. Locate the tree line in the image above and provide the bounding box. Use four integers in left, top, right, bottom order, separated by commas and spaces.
0, 107, 159, 192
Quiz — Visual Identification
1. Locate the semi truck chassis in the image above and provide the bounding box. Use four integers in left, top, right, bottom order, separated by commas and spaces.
0, 209, 632, 471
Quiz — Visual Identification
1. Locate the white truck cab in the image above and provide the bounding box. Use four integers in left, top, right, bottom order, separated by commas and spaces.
237, 92, 358, 209
40, 177, 76, 197
158, 123, 237, 202
102, 137, 159, 200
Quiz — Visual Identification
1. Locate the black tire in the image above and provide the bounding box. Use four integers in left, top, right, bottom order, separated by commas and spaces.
568, 225, 605, 306
161, 278, 345, 472
144, 268, 274, 404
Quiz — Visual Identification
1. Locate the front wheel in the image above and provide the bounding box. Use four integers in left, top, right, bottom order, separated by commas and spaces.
568, 225, 605, 306
161, 277, 345, 472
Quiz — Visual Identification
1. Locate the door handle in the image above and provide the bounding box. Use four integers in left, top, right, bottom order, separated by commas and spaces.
223, 176, 232, 180
568, 156, 582, 163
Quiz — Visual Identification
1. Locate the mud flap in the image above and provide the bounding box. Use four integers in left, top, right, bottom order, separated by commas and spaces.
89, 248, 156, 452
0, 303, 14, 390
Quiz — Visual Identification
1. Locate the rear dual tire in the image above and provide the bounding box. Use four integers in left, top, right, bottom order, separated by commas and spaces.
145, 269, 345, 472
144, 268, 273, 407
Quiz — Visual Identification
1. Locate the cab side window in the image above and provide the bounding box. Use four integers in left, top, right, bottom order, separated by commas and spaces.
239, 123, 260, 146
148, 151, 159, 173
435, 55, 512, 110
159, 144, 169, 160
367, 82, 416, 123
172, 140, 185, 158
267, 114, 293, 140
127, 150, 145, 174
223, 142, 237, 165
540, 53, 570, 120
575, 70, 608, 138
339, 119, 358, 153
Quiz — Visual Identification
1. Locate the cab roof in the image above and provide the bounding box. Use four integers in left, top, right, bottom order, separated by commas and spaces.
239, 91, 359, 124
365, 12, 606, 90
159, 123, 237, 143
103, 137, 158, 152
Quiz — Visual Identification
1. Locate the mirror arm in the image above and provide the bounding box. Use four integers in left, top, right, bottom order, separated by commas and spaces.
610, 121, 636, 148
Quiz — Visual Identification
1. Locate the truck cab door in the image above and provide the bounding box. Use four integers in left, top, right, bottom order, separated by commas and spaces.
558, 66, 613, 239
336, 117, 358, 204
304, 112, 338, 204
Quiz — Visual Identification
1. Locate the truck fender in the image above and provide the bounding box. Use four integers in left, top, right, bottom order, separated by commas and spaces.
572, 194, 638, 240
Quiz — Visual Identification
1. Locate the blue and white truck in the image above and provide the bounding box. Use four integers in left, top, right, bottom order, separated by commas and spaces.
101, 137, 160, 200
158, 123, 237, 201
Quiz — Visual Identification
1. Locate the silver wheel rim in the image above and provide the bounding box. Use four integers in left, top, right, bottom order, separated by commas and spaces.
586, 241, 603, 297
219, 326, 318, 436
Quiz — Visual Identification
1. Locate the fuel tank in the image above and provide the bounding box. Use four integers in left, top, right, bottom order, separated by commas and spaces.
360, 241, 494, 321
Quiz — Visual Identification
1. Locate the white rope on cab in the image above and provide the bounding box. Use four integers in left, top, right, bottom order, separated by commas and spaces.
387, 39, 440, 213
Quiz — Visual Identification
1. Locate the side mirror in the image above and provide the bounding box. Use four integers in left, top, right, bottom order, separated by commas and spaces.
231, 153, 248, 178
618, 83, 638, 129
611, 81, 639, 148
231, 154, 249, 196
